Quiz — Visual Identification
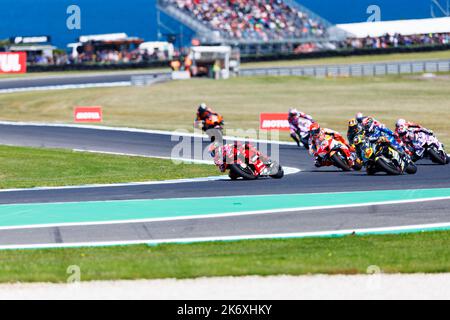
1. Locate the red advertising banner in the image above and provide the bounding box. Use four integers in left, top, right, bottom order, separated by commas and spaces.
74, 107, 103, 123
260, 113, 290, 131
0, 52, 27, 74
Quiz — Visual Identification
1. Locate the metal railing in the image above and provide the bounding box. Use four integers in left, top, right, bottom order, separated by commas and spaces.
240, 59, 450, 78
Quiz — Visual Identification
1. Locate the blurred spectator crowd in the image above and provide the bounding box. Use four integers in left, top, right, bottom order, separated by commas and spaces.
341, 33, 450, 50
168, 0, 327, 41
27, 48, 170, 66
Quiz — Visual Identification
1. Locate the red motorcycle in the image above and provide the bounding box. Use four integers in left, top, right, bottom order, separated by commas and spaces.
215, 143, 284, 180
316, 135, 362, 171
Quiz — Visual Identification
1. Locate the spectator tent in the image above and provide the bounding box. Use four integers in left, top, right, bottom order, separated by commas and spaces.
337, 17, 450, 38
190, 46, 232, 79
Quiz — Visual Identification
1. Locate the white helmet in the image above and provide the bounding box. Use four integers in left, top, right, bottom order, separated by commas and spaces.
396, 119, 408, 135
288, 108, 299, 117
396, 119, 406, 128
355, 112, 364, 123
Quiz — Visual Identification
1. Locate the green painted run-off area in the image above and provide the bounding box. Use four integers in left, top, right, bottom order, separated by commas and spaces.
0, 188, 449, 228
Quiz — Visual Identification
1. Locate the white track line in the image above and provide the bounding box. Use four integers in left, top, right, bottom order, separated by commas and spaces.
1, 221, 450, 250
0, 195, 448, 232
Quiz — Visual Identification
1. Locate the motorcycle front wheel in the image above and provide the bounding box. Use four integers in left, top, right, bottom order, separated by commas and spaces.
428, 147, 448, 165
270, 163, 284, 179
376, 158, 402, 175
331, 153, 351, 172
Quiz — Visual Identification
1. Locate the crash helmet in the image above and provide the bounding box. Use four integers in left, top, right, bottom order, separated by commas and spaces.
348, 118, 358, 128
288, 108, 299, 118
355, 112, 364, 123
198, 103, 208, 115
310, 122, 321, 138
362, 117, 375, 133
208, 142, 220, 158
396, 119, 408, 136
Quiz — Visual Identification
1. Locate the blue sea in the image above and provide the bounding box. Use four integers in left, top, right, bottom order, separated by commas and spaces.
0, 0, 435, 49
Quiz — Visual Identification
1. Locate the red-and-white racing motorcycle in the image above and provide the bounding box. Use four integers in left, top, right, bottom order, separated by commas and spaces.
212, 142, 284, 180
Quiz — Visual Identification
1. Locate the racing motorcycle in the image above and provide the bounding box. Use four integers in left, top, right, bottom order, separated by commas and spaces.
359, 137, 417, 175
407, 132, 449, 165
195, 114, 224, 142
222, 143, 284, 180
316, 135, 362, 172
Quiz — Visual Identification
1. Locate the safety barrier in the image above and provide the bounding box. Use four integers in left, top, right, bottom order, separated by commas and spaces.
240, 59, 450, 78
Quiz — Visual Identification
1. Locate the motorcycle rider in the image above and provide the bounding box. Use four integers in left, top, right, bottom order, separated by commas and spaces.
195, 103, 224, 142
195, 103, 224, 132
288, 108, 315, 149
395, 119, 439, 161
347, 118, 362, 147
362, 117, 412, 163
308, 123, 352, 168
208, 141, 271, 173
348, 118, 365, 162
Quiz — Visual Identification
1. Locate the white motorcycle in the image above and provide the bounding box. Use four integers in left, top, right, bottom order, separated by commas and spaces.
410, 132, 449, 165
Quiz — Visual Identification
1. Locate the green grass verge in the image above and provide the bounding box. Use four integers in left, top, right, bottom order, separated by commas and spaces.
0, 145, 217, 189
0, 231, 449, 283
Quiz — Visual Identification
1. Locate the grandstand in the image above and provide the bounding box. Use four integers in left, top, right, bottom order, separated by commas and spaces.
157, 0, 346, 55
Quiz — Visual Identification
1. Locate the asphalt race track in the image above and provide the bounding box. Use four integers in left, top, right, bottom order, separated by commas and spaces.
0, 71, 168, 92
0, 123, 449, 247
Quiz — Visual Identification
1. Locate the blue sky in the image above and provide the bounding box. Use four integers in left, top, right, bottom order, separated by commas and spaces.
0, 0, 438, 48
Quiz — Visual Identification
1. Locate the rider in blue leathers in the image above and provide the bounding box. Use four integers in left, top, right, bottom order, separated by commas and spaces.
362, 117, 412, 163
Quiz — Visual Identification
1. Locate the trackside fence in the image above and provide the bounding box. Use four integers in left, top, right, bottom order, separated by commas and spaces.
239, 59, 450, 78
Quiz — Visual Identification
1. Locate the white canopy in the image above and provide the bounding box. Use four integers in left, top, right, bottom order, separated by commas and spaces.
79, 33, 128, 43
337, 17, 450, 38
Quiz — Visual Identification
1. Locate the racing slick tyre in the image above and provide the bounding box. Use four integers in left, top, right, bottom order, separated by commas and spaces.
376, 158, 402, 175
229, 164, 258, 180
331, 153, 351, 172
366, 164, 377, 176
228, 170, 240, 180
428, 147, 448, 165
270, 163, 284, 179
352, 160, 363, 171
405, 162, 418, 175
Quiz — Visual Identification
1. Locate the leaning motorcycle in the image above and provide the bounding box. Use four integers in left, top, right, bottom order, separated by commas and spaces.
316, 135, 362, 172
194, 114, 224, 142
408, 132, 449, 165
360, 137, 417, 175
225, 144, 284, 180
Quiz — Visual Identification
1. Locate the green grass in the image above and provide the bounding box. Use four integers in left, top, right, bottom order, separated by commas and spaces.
1, 74, 449, 146
0, 231, 449, 283
0, 145, 217, 189
242, 50, 450, 68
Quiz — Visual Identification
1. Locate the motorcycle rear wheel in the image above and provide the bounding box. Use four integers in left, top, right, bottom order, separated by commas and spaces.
228, 170, 240, 180
229, 164, 258, 180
